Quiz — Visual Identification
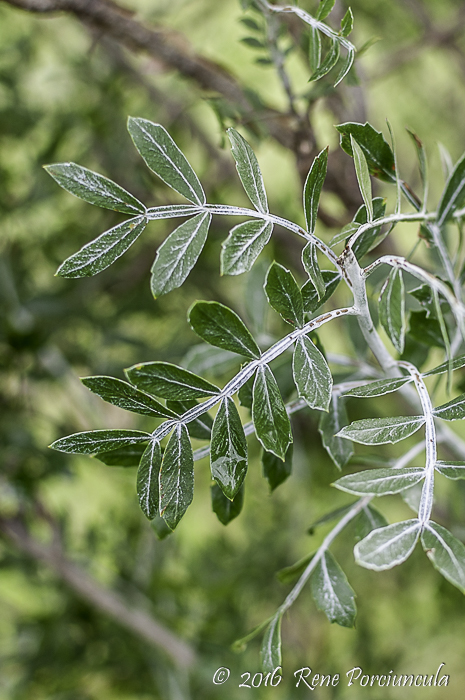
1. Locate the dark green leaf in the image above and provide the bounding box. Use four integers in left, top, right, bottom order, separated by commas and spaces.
150, 515, 173, 540
351, 197, 387, 260
342, 376, 411, 398
56, 216, 147, 278
260, 613, 282, 674
166, 400, 213, 440
333, 467, 425, 496
44, 162, 145, 215
302, 243, 325, 300
433, 392, 465, 421
150, 212, 211, 298
340, 7, 354, 36
354, 519, 421, 570
302, 270, 341, 313
437, 151, 465, 227
310, 37, 339, 82
336, 122, 396, 183
159, 424, 194, 529
379, 268, 405, 354
137, 441, 162, 520
308, 26, 321, 72
276, 552, 313, 584
241, 36, 265, 49
189, 300, 261, 359
351, 135, 373, 220
262, 444, 293, 491
238, 375, 254, 409
421, 522, 465, 593
81, 376, 176, 418
293, 335, 332, 410
435, 461, 465, 480
310, 551, 356, 628
337, 416, 425, 445
93, 444, 147, 467
227, 128, 268, 213
319, 396, 353, 470
354, 505, 389, 542
252, 365, 292, 460
316, 0, 335, 21
183, 344, 239, 377
308, 504, 356, 535
303, 147, 328, 235
265, 262, 304, 327
240, 17, 261, 31
408, 311, 446, 348
50, 430, 150, 454
211, 482, 244, 525
125, 361, 220, 400
211, 397, 248, 500
127, 117, 205, 205
221, 219, 273, 275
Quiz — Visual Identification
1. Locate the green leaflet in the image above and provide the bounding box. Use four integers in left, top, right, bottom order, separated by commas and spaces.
188, 300, 261, 359
137, 441, 162, 520
310, 551, 356, 628
56, 216, 147, 278
319, 396, 353, 470
436, 151, 465, 227
252, 365, 292, 460
351, 197, 387, 260
308, 25, 321, 72
265, 262, 304, 327
293, 335, 332, 411
421, 522, 465, 593
151, 515, 173, 540
316, 0, 335, 20
408, 311, 446, 348
159, 424, 194, 530
211, 482, 244, 525
342, 376, 411, 398
211, 397, 248, 500
333, 467, 425, 496
310, 37, 339, 82
81, 376, 176, 418
166, 399, 213, 440
336, 122, 396, 183
351, 135, 373, 221
303, 147, 328, 236
407, 130, 428, 208
127, 117, 206, 205
150, 212, 212, 298
433, 393, 465, 421
302, 270, 341, 313
379, 268, 405, 354
227, 128, 268, 213
145, 204, 203, 221
340, 7, 354, 36
334, 47, 355, 87
93, 444, 147, 467
354, 505, 389, 542
50, 429, 150, 454
221, 219, 273, 275
260, 613, 283, 674
337, 415, 425, 445
354, 519, 421, 571
302, 243, 325, 300
44, 162, 145, 215
435, 461, 465, 480
183, 344, 240, 378
125, 361, 220, 400
277, 552, 314, 584
238, 375, 254, 410
262, 444, 293, 492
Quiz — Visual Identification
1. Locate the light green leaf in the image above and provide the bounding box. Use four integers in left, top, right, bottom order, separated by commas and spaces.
310, 37, 339, 82
56, 216, 147, 278
44, 162, 145, 215
337, 415, 425, 445
227, 128, 268, 213
319, 395, 353, 470
308, 25, 321, 72
333, 467, 425, 496
159, 424, 194, 529
265, 262, 304, 327
310, 551, 356, 628
340, 8, 354, 36
252, 365, 292, 460
354, 505, 389, 542
166, 399, 213, 440
435, 461, 465, 480
423, 353, 465, 377
302, 243, 325, 300
316, 0, 335, 21
303, 147, 328, 235
150, 212, 211, 298
188, 300, 261, 359
421, 522, 465, 593
437, 151, 465, 227
211, 397, 248, 500
433, 393, 465, 421
262, 444, 293, 492
127, 117, 205, 205
342, 376, 411, 398
81, 376, 176, 418
137, 441, 162, 520
379, 267, 405, 354
50, 430, 150, 454
293, 335, 332, 411
351, 135, 373, 221
336, 122, 396, 183
93, 444, 147, 467
220, 219, 273, 275
211, 482, 244, 525
302, 270, 341, 313
125, 361, 220, 400
260, 613, 283, 674
355, 519, 421, 571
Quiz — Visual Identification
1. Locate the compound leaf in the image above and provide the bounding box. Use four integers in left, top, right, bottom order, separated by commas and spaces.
351, 135, 373, 221
435, 461, 465, 480
310, 37, 340, 82
423, 353, 465, 377
166, 399, 213, 440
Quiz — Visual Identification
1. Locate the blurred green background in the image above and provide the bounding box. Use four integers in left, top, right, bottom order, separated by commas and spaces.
1, 0, 465, 697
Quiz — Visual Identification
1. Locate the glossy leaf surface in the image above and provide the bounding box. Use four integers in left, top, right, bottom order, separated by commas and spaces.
159, 424, 194, 529
81, 376, 176, 418
50, 430, 150, 454
189, 301, 261, 359
265, 262, 304, 327
333, 467, 425, 496
211, 397, 248, 500
262, 445, 293, 491
125, 361, 219, 400
433, 393, 465, 421
252, 365, 292, 460
293, 335, 332, 411
211, 483, 244, 525
336, 122, 396, 183
137, 441, 162, 520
